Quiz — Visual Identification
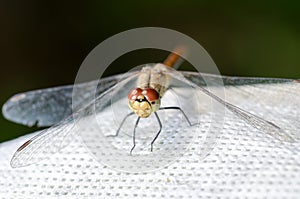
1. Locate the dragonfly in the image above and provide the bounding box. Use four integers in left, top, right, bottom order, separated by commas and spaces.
108, 51, 194, 154
3, 50, 299, 168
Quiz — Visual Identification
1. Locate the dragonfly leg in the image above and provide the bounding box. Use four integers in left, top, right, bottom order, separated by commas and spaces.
150, 112, 162, 152
130, 116, 140, 155
108, 112, 135, 137
159, 106, 192, 126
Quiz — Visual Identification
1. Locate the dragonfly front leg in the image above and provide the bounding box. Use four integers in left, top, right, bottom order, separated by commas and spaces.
150, 112, 162, 152
130, 116, 141, 155
159, 106, 192, 126
108, 112, 135, 137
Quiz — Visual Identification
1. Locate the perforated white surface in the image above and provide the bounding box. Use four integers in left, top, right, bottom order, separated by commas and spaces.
1, 83, 300, 198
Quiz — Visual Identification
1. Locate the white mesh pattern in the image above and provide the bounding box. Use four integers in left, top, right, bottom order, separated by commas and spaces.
0, 83, 300, 199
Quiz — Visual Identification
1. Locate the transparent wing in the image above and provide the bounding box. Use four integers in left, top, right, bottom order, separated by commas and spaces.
5, 70, 292, 127
9, 68, 300, 168
10, 72, 140, 168
168, 70, 299, 142
2, 72, 134, 127
10, 113, 78, 168
181, 71, 297, 86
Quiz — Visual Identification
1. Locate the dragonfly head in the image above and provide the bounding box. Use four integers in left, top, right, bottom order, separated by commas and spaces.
128, 87, 160, 118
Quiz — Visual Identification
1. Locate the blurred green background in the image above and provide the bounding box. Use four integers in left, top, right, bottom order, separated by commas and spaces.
0, 1, 299, 142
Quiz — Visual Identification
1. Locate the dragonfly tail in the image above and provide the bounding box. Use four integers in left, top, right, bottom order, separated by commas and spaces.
163, 46, 186, 68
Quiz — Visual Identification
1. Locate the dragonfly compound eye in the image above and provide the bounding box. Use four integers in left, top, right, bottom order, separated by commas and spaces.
128, 87, 143, 101
141, 88, 160, 102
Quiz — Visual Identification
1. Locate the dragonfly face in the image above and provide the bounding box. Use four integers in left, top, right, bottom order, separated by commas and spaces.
128, 87, 161, 118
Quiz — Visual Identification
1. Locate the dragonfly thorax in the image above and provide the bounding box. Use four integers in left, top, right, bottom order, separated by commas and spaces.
128, 87, 161, 118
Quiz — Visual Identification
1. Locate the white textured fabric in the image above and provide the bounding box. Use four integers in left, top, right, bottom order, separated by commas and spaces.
0, 83, 300, 199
